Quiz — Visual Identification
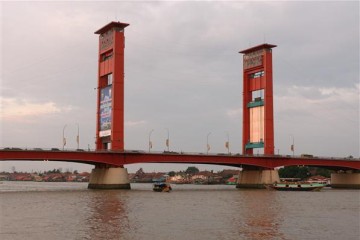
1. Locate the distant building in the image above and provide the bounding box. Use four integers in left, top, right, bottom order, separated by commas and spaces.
307, 175, 330, 185
226, 175, 238, 185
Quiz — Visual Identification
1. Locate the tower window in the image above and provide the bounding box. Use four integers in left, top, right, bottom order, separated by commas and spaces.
252, 89, 264, 101
101, 50, 113, 62
249, 70, 264, 79
107, 74, 113, 85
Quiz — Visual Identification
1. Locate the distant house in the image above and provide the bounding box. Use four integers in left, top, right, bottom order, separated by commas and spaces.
169, 174, 191, 184
43, 173, 65, 182
307, 175, 330, 185
218, 169, 240, 178
152, 173, 168, 182
192, 171, 221, 184
9, 173, 33, 181
31, 174, 43, 182
226, 175, 238, 185
128, 173, 135, 180
77, 172, 90, 182
131, 168, 153, 182
0, 174, 9, 181
65, 174, 77, 182
16, 174, 33, 181
130, 169, 167, 183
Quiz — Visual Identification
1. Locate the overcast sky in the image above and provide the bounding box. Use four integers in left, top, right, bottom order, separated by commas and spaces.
0, 1, 359, 173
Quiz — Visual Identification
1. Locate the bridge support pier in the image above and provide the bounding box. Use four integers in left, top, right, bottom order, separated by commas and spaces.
236, 169, 279, 189
331, 172, 360, 189
88, 165, 131, 189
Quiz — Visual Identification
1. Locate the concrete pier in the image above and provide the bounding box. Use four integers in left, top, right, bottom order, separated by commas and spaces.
236, 169, 280, 189
88, 166, 131, 189
331, 172, 360, 189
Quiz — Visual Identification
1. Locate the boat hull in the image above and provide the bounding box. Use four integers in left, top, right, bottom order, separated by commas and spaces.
268, 186, 323, 191
266, 183, 326, 191
153, 183, 172, 192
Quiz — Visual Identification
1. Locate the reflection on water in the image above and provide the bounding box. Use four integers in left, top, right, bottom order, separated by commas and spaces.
84, 191, 130, 239
237, 190, 285, 240
1, 182, 359, 240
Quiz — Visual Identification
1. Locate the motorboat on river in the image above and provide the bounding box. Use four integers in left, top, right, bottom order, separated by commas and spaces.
153, 182, 172, 192
266, 182, 326, 191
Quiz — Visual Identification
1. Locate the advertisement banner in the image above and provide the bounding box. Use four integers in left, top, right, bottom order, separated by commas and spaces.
250, 106, 264, 143
99, 86, 112, 137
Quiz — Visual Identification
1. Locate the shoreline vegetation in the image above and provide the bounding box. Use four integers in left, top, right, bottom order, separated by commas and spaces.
0, 166, 332, 185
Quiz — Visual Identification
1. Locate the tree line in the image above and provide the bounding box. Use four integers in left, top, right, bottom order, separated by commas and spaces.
279, 166, 331, 179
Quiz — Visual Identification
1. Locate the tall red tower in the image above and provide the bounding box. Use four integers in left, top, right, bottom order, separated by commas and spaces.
240, 44, 276, 155
94, 22, 129, 151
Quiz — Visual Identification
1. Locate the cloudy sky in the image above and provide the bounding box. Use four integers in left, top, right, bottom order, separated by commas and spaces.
0, 1, 359, 173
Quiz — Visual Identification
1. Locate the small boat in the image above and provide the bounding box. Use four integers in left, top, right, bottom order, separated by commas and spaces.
153, 182, 172, 192
266, 182, 326, 191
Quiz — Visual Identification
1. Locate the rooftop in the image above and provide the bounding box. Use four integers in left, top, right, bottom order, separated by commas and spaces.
94, 21, 129, 35
239, 43, 277, 54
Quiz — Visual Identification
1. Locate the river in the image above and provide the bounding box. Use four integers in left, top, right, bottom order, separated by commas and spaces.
0, 181, 359, 240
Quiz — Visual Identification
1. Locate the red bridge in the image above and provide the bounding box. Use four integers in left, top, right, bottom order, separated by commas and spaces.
1, 149, 359, 170
1, 21, 359, 189
1, 149, 359, 189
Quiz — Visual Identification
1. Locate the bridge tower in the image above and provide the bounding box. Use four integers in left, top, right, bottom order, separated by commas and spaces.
88, 21, 130, 189
240, 43, 276, 155
237, 44, 279, 188
94, 21, 129, 151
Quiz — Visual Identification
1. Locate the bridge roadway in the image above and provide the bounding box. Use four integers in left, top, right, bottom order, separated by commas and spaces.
0, 149, 359, 170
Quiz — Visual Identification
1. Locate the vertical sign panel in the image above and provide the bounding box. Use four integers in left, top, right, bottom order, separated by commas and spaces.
99, 86, 112, 137
249, 106, 264, 143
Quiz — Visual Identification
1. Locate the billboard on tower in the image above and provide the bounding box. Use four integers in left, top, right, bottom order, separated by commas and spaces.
250, 106, 264, 143
99, 85, 112, 137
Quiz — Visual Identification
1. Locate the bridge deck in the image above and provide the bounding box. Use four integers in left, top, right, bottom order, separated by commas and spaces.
0, 149, 359, 170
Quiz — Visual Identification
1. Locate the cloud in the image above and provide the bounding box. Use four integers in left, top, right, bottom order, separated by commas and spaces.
125, 120, 147, 127
318, 84, 359, 103
275, 84, 359, 130
1, 98, 73, 122
277, 84, 359, 111
225, 84, 360, 121
226, 108, 242, 118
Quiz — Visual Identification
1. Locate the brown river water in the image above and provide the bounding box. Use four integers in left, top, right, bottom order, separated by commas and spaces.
0, 181, 359, 240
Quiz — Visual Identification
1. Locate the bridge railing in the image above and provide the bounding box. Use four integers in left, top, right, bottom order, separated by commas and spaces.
1, 147, 91, 152
1, 147, 359, 161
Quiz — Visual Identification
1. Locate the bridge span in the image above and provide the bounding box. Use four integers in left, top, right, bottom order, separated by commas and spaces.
2, 22, 359, 189
1, 149, 359, 171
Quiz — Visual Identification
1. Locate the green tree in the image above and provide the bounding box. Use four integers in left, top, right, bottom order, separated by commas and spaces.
185, 166, 199, 175
279, 166, 310, 180
313, 167, 331, 178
